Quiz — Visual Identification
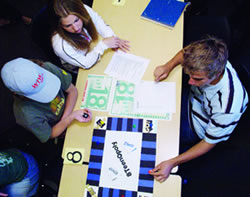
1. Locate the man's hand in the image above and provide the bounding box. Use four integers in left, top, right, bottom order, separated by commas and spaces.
51, 108, 92, 139
154, 64, 172, 82
149, 140, 216, 183
149, 159, 175, 182
72, 108, 92, 123
154, 50, 184, 82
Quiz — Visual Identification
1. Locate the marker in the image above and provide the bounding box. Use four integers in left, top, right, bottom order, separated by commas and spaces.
83, 112, 89, 118
82, 161, 89, 165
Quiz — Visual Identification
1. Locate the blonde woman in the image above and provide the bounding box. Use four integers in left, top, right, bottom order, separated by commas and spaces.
51, 0, 130, 73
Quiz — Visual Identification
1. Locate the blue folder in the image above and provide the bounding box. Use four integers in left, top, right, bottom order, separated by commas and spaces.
141, 0, 190, 29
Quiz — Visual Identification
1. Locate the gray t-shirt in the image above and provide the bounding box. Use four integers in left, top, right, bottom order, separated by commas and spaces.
13, 62, 72, 143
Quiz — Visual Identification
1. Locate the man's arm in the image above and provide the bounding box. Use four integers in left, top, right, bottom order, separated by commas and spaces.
50, 84, 91, 139
154, 50, 184, 82
60, 84, 78, 120
150, 140, 216, 182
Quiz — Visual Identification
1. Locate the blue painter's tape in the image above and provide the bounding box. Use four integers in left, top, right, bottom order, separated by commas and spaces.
88, 162, 102, 169
122, 118, 128, 131
111, 117, 118, 130
141, 141, 156, 148
125, 190, 133, 197
102, 187, 109, 196
92, 136, 105, 143
90, 149, 103, 156
138, 179, 154, 187
132, 118, 139, 132
140, 153, 156, 161
87, 173, 100, 181
140, 167, 152, 174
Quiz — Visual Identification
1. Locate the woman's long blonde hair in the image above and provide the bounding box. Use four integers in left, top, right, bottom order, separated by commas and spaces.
52, 0, 98, 50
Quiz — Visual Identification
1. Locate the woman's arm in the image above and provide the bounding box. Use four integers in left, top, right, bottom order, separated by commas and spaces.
85, 5, 130, 52
52, 33, 129, 70
52, 5, 130, 69
52, 34, 108, 69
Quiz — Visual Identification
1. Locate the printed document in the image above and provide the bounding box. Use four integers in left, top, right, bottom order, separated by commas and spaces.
104, 51, 149, 83
134, 81, 176, 113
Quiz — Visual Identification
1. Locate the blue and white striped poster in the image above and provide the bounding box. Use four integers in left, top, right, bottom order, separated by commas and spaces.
84, 117, 157, 197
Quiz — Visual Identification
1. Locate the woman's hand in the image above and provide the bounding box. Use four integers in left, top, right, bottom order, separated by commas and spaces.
103, 36, 120, 48
117, 38, 130, 52
103, 36, 130, 52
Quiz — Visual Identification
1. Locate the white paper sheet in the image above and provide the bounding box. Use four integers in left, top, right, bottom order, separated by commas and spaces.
134, 81, 176, 113
104, 51, 149, 83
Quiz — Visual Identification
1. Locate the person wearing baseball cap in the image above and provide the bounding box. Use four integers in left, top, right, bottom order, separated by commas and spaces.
1, 58, 92, 143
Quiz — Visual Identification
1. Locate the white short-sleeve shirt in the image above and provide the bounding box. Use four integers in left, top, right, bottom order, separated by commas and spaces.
189, 61, 248, 144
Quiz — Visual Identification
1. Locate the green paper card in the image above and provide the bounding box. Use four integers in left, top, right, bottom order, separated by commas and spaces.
110, 80, 171, 120
81, 75, 113, 111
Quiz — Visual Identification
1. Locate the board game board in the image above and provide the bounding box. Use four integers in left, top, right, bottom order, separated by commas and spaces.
84, 117, 158, 197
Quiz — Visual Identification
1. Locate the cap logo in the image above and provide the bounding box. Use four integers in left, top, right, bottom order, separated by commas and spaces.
32, 73, 44, 89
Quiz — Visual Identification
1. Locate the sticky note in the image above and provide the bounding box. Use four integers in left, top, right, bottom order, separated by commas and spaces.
112, 0, 126, 6
64, 147, 85, 165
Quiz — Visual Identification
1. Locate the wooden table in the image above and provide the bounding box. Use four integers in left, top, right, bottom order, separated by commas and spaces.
58, 0, 183, 196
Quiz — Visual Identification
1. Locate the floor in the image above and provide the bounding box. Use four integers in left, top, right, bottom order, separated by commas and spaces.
0, 0, 249, 196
